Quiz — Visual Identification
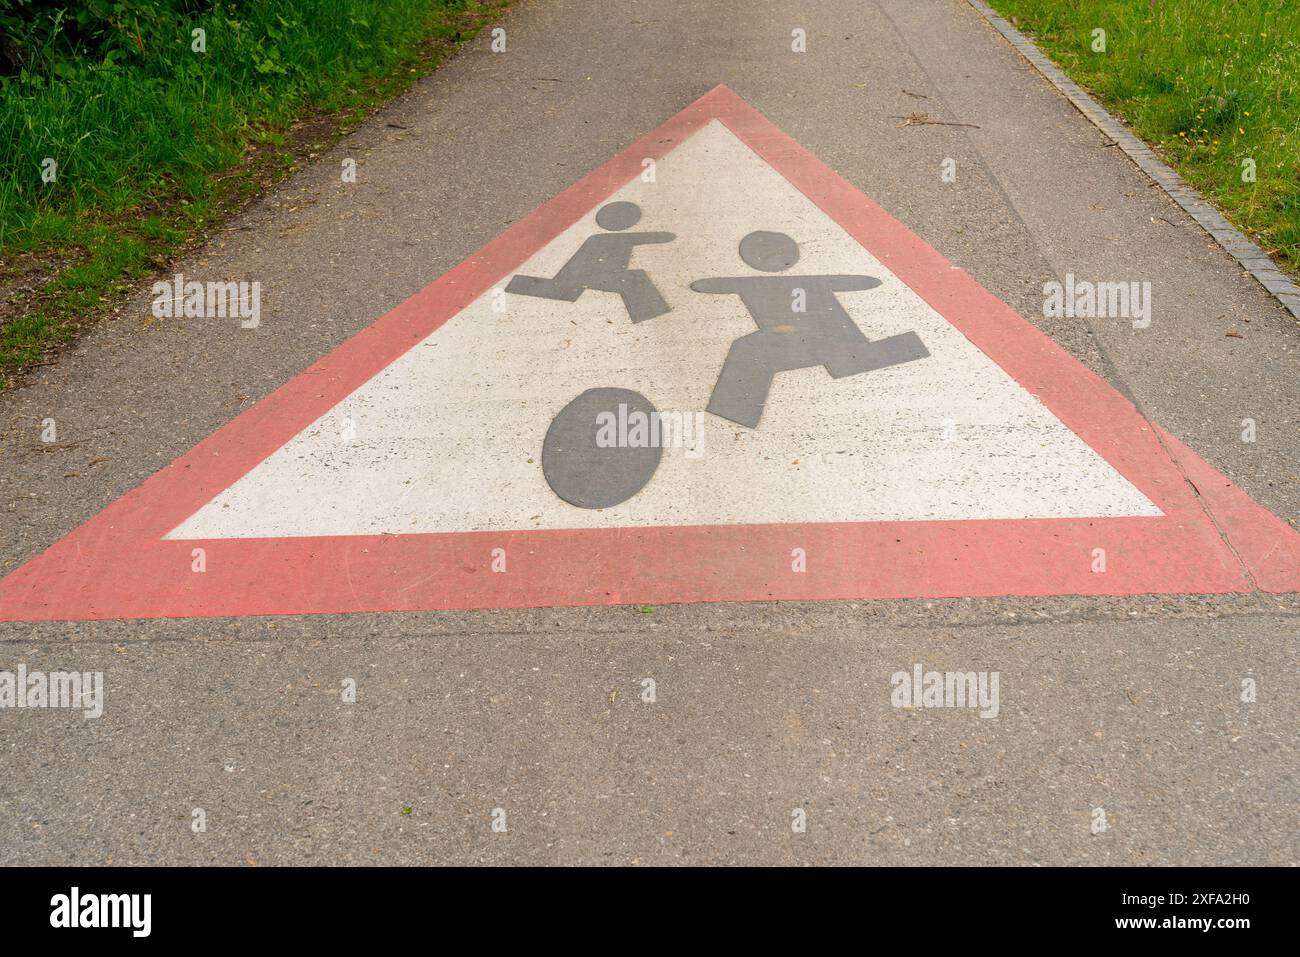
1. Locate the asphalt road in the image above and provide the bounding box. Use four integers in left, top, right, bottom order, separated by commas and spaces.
1, 0, 1297, 865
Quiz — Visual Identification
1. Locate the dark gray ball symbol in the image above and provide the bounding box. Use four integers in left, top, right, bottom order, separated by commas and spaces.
542, 387, 662, 509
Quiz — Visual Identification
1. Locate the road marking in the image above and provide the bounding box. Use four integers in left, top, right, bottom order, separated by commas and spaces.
168, 118, 1156, 536
1, 86, 1297, 620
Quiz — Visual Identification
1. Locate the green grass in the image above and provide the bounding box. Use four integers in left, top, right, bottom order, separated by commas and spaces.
986, 0, 1300, 277
0, 0, 502, 387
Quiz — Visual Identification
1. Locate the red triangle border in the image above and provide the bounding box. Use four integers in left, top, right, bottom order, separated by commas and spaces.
2, 85, 1297, 621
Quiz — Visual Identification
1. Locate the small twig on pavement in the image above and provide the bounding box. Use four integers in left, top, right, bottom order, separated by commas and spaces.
890, 112, 981, 129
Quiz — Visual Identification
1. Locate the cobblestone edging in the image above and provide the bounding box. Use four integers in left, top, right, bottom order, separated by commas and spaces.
966, 0, 1300, 320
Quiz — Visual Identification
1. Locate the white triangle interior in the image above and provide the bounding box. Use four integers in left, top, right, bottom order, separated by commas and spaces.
168, 120, 1160, 540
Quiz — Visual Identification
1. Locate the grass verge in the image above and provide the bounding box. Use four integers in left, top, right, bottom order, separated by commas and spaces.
0, 0, 506, 389
985, 0, 1299, 279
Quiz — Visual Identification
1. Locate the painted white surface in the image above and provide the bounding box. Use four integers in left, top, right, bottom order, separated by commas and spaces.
169, 120, 1160, 540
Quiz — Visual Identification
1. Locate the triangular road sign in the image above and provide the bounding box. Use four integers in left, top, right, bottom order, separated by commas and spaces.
2, 85, 1298, 621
